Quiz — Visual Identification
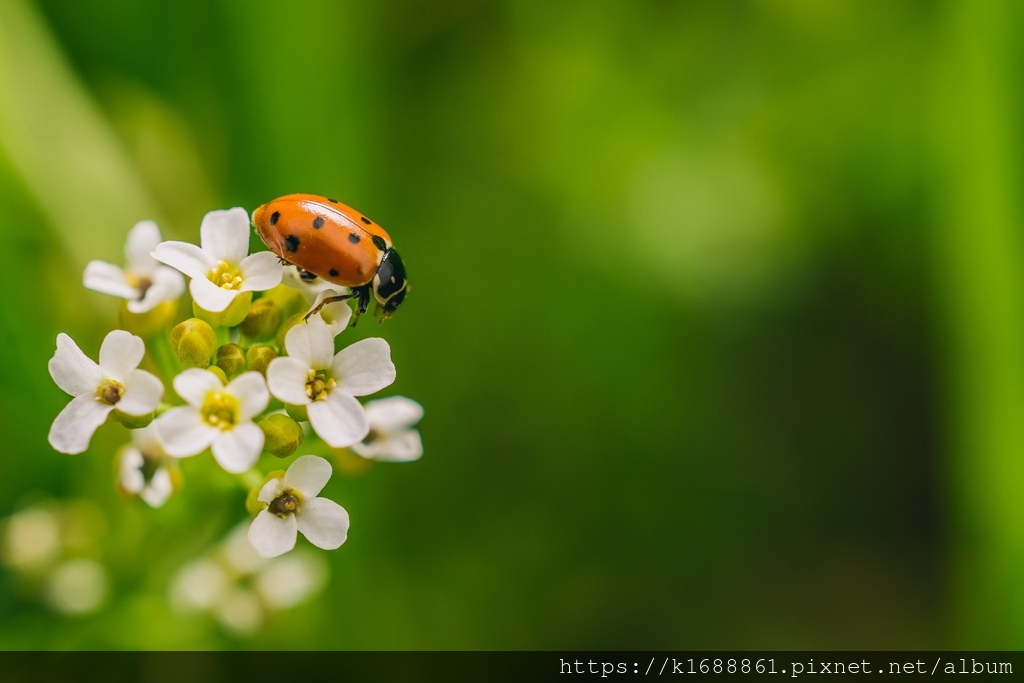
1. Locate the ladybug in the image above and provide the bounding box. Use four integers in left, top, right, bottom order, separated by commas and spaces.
252, 194, 408, 324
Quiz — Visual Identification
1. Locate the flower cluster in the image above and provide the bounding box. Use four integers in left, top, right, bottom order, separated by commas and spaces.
47, 208, 424, 567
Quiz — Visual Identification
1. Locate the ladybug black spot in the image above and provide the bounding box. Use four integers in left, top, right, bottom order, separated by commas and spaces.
329, 268, 339, 277
360, 216, 371, 225
348, 233, 361, 244
328, 198, 338, 203
285, 235, 300, 253
372, 236, 387, 251
270, 211, 280, 225
313, 216, 325, 229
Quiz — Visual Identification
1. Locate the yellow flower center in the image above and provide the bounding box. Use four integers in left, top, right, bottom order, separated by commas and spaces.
95, 379, 125, 405
126, 272, 154, 298
305, 369, 336, 401
209, 261, 243, 290
200, 391, 240, 430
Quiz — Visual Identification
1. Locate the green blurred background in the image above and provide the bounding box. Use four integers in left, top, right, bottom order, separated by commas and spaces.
1, 0, 1022, 649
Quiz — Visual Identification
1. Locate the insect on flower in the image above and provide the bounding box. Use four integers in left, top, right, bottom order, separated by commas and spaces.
251, 194, 409, 325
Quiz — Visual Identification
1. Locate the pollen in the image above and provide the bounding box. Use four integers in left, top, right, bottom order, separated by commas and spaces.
269, 490, 302, 518
209, 261, 243, 290
95, 379, 125, 405
305, 369, 336, 401
200, 390, 240, 430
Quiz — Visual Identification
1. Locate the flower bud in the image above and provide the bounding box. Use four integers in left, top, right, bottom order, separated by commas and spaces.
240, 298, 283, 341
246, 470, 286, 517
215, 343, 246, 378
206, 365, 228, 384
113, 410, 154, 429
258, 414, 304, 458
246, 345, 278, 376
276, 313, 305, 352
261, 283, 309, 319
193, 291, 253, 328
285, 403, 309, 422
170, 318, 216, 368
119, 299, 178, 339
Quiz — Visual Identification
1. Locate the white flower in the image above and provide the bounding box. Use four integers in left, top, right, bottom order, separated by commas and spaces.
83, 220, 185, 313
44, 558, 109, 615
281, 264, 341, 298
116, 424, 175, 508
351, 397, 424, 462
308, 288, 353, 336
170, 523, 327, 636
266, 319, 395, 447
47, 331, 164, 455
248, 455, 350, 558
152, 208, 282, 313
157, 369, 269, 473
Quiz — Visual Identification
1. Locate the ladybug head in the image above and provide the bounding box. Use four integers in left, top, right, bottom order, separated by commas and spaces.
372, 248, 408, 322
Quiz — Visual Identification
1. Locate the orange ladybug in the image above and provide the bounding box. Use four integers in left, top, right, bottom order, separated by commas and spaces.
252, 194, 408, 324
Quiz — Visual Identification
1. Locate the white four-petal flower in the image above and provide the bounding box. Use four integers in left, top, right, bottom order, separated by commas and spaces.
351, 396, 424, 462
117, 424, 175, 508
248, 455, 350, 558
152, 208, 282, 313
157, 369, 269, 473
266, 320, 395, 447
308, 288, 353, 337
83, 220, 185, 313
48, 331, 164, 455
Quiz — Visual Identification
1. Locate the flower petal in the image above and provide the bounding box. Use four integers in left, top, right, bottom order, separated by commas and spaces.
248, 510, 297, 558
83, 261, 137, 299
225, 371, 270, 420
352, 429, 423, 462
266, 356, 313, 406
189, 276, 238, 313
172, 368, 223, 407
257, 477, 283, 505
200, 207, 250, 264
140, 468, 173, 508
211, 422, 264, 473
283, 455, 332, 498
307, 391, 369, 447
157, 406, 219, 457
118, 448, 146, 493
310, 289, 353, 336
98, 330, 144, 383
238, 252, 283, 293
283, 318, 335, 368
364, 396, 424, 432
48, 395, 114, 455
49, 334, 102, 396
331, 337, 396, 396
125, 220, 162, 275
127, 266, 184, 314
116, 369, 164, 415
152, 241, 215, 280
296, 497, 349, 550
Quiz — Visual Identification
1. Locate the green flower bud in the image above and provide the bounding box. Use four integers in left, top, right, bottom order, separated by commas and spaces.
258, 414, 304, 458
215, 343, 246, 377
170, 318, 216, 368
262, 283, 310, 319
285, 402, 309, 422
240, 297, 283, 341
276, 313, 305, 352
206, 365, 228, 384
246, 469, 286, 517
246, 345, 278, 376
193, 291, 253, 328
119, 299, 179, 339
113, 410, 154, 429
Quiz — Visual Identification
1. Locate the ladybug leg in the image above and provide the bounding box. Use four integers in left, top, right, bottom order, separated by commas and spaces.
303, 292, 356, 321
349, 286, 372, 327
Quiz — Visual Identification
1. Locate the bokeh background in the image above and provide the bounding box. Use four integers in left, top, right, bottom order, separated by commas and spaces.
0, 0, 1021, 649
